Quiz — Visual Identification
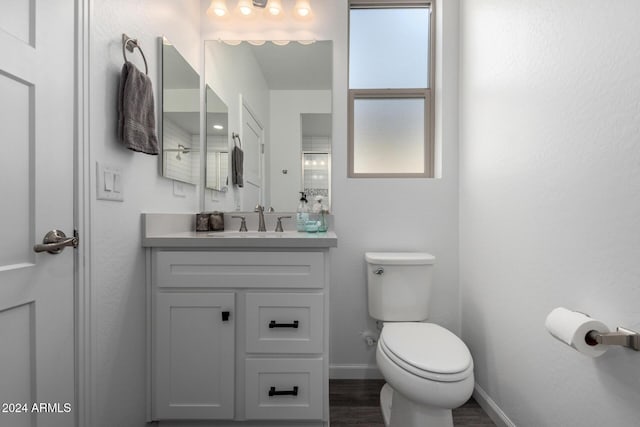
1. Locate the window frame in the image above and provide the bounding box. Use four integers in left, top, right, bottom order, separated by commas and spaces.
347, 0, 435, 178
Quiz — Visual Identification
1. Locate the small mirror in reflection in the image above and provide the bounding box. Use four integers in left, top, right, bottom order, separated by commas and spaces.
205, 86, 229, 191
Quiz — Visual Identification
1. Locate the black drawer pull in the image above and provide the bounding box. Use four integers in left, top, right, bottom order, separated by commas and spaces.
269, 320, 299, 329
269, 386, 298, 397
221, 311, 230, 322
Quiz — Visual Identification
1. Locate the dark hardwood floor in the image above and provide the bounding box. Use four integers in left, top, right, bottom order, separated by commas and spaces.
329, 379, 495, 427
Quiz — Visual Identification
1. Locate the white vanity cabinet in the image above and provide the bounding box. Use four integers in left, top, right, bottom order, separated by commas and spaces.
145, 241, 335, 426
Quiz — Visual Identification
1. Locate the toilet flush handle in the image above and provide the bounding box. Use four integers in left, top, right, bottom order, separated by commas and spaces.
374, 267, 384, 275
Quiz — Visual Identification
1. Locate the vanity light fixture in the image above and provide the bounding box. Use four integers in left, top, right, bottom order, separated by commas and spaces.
207, 0, 229, 17
207, 0, 312, 19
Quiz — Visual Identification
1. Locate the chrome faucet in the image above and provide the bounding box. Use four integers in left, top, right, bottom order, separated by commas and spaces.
255, 204, 266, 232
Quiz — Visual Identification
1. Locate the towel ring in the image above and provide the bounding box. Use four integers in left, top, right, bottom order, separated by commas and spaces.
232, 132, 242, 148
122, 33, 148, 75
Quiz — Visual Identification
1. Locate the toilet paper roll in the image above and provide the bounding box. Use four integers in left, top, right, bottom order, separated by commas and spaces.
545, 307, 610, 357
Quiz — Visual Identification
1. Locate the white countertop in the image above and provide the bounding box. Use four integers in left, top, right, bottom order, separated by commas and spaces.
142, 213, 337, 248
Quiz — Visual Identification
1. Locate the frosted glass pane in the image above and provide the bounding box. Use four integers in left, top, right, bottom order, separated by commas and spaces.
350, 8, 430, 89
353, 98, 424, 174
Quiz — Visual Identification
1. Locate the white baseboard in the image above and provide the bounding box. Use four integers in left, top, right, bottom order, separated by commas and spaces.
473, 383, 516, 427
329, 364, 383, 379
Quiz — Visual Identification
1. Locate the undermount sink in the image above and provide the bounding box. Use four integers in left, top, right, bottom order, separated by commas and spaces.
207, 231, 294, 237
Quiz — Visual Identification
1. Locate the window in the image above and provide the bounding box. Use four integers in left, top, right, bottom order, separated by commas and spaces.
348, 1, 434, 177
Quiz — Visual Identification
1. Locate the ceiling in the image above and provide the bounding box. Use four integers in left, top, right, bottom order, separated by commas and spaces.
249, 41, 332, 90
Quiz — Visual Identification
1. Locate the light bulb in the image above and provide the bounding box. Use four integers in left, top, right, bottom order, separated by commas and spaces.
294, 0, 311, 17
207, 0, 228, 17
238, 0, 253, 15
268, 0, 283, 15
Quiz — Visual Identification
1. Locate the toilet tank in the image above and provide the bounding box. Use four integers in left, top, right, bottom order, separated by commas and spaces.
365, 252, 436, 322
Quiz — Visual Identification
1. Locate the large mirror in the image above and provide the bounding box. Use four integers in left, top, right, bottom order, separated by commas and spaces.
204, 40, 332, 212
159, 37, 200, 185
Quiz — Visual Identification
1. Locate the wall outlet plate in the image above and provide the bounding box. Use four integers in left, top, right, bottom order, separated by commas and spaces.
173, 180, 186, 198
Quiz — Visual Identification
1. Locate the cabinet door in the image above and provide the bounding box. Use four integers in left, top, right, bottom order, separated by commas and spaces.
154, 293, 235, 420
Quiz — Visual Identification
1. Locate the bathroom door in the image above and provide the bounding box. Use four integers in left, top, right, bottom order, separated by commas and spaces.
240, 99, 265, 210
0, 1, 76, 426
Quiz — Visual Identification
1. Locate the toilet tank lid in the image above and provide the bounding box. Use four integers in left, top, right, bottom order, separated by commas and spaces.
365, 252, 435, 265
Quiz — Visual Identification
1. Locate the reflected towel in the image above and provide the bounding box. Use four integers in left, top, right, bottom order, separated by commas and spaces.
117, 62, 158, 154
232, 145, 244, 187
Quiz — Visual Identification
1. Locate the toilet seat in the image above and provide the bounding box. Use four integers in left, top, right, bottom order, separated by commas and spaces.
379, 323, 473, 383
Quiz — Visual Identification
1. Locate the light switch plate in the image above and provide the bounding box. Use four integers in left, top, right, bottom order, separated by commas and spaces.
97, 162, 124, 202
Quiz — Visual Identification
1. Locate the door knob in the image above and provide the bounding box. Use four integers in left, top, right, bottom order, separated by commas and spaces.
33, 230, 78, 254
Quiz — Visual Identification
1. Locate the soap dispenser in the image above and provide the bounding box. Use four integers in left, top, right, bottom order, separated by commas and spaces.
296, 192, 309, 232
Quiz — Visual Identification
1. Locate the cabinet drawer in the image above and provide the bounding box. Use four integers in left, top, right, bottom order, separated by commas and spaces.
245, 358, 323, 420
155, 251, 325, 288
246, 293, 323, 354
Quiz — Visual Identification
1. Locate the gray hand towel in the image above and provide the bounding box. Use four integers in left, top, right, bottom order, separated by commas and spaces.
232, 145, 244, 187
117, 62, 158, 154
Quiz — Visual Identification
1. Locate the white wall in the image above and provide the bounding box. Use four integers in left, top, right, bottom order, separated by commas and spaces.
201, 0, 461, 377
90, 1, 201, 425
459, 1, 640, 425
269, 90, 332, 211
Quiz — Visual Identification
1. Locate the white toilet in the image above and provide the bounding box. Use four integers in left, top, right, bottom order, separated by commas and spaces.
366, 252, 474, 427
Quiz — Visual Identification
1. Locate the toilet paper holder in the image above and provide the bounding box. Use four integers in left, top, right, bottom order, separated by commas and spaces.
586, 327, 640, 351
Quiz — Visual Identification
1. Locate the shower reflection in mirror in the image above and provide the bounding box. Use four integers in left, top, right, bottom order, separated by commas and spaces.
301, 113, 331, 205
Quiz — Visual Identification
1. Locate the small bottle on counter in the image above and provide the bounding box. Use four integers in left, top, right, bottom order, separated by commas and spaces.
209, 211, 224, 231
318, 209, 329, 232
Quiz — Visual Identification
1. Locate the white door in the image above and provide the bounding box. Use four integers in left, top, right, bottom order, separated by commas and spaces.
241, 100, 264, 210
0, 1, 76, 427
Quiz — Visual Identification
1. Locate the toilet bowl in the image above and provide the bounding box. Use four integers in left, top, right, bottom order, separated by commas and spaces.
376, 323, 474, 427
365, 253, 475, 427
